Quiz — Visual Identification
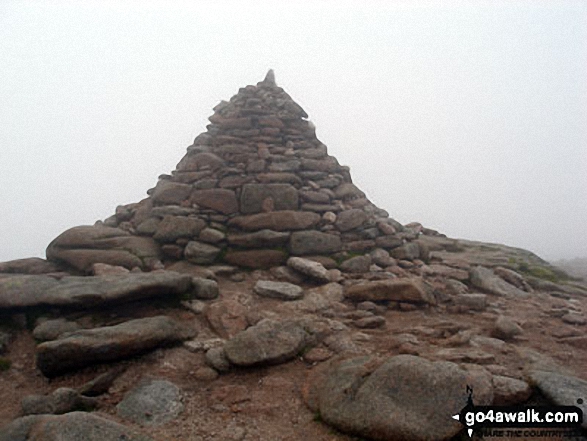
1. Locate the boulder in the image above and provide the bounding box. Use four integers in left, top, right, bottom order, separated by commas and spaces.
528, 370, 587, 429
390, 242, 420, 260
334, 209, 367, 232
117, 379, 183, 426
224, 319, 311, 367
289, 231, 342, 255
287, 257, 330, 283
470, 266, 528, 297
36, 316, 194, 377
151, 180, 192, 205
0, 257, 62, 275
240, 183, 299, 213
306, 355, 493, 441
339, 255, 371, 273
0, 412, 153, 441
190, 188, 238, 214
153, 216, 206, 242
46, 225, 161, 272
0, 272, 193, 309
345, 279, 435, 304
228, 211, 320, 231
254, 280, 303, 300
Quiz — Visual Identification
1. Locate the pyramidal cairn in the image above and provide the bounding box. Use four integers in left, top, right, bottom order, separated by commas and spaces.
46, 70, 425, 273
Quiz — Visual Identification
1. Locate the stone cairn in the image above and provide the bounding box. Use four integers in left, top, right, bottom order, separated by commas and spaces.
47, 70, 424, 272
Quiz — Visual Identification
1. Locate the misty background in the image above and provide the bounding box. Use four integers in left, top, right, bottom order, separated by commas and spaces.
1, 1, 586, 264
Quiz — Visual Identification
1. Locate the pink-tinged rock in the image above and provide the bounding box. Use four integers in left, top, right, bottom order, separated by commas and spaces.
190, 189, 238, 214
223, 249, 287, 269
91, 263, 130, 276
151, 181, 193, 205
176, 152, 224, 172
345, 279, 435, 304
205, 300, 248, 338
228, 211, 320, 231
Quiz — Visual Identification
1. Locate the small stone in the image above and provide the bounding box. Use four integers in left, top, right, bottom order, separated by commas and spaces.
303, 347, 333, 363
561, 312, 586, 325
192, 277, 219, 300
287, 257, 330, 283
253, 280, 304, 301
192, 367, 219, 381
206, 347, 231, 373
492, 316, 523, 340
454, 293, 487, 312
354, 316, 386, 329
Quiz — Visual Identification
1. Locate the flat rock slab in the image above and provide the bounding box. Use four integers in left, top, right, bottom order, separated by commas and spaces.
0, 257, 63, 275
345, 279, 436, 304
0, 411, 153, 441
307, 355, 493, 441
224, 319, 310, 367
529, 370, 587, 429
0, 271, 193, 309
36, 316, 195, 377
117, 379, 183, 426
254, 280, 303, 300
46, 225, 161, 272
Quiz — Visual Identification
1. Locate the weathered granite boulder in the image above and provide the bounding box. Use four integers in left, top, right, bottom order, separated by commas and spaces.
36, 316, 194, 377
528, 370, 587, 429
470, 266, 529, 297
46, 225, 161, 272
306, 355, 493, 441
117, 379, 183, 426
0, 412, 153, 441
223, 319, 311, 367
152, 215, 206, 242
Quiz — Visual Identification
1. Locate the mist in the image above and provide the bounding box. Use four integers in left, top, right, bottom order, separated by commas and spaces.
1, 0, 586, 263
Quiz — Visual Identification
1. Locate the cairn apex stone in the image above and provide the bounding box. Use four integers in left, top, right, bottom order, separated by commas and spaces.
263, 69, 276, 86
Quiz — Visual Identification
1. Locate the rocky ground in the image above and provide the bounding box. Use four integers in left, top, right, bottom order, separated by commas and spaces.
0, 236, 586, 441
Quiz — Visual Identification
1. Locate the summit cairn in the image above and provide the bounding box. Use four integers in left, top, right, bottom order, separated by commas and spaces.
47, 70, 420, 271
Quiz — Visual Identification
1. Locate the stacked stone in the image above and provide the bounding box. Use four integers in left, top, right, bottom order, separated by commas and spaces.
90, 71, 423, 269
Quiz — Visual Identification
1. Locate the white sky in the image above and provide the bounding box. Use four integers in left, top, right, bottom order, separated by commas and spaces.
1, 0, 586, 262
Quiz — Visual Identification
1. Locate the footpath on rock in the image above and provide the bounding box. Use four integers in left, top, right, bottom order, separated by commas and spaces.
0, 71, 586, 441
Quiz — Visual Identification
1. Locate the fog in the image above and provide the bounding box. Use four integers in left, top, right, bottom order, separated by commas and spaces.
1, 1, 586, 263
